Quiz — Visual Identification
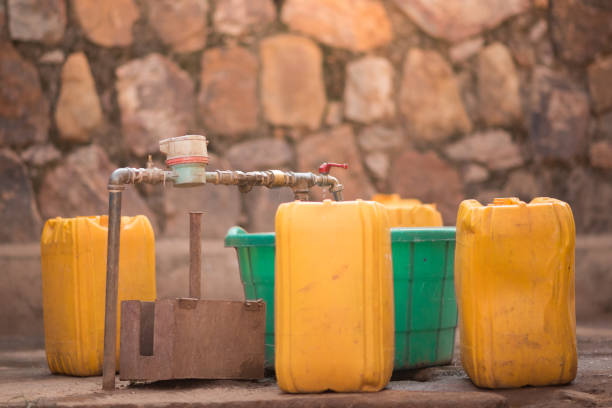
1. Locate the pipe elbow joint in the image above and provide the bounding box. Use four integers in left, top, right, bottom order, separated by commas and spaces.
324, 175, 344, 201
108, 168, 131, 191
326, 176, 343, 192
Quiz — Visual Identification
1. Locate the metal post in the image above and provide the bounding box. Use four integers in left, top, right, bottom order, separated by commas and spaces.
102, 191, 122, 391
189, 212, 203, 299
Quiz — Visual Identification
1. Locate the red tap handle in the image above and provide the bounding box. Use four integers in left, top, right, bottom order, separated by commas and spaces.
318, 162, 348, 175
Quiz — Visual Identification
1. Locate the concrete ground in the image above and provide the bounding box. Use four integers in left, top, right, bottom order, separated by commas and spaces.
1, 324, 611, 408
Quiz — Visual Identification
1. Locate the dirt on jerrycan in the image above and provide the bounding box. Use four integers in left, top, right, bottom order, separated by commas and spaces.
455, 197, 577, 388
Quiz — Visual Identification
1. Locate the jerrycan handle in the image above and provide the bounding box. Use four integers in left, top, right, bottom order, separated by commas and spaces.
491, 197, 524, 206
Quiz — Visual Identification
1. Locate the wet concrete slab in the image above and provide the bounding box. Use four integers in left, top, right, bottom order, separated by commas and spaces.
1, 325, 611, 407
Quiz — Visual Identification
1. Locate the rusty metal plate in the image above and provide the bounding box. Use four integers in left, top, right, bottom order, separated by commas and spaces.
119, 298, 266, 381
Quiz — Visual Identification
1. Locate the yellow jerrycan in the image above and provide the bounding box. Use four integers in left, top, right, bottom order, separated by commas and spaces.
372, 194, 443, 227
275, 200, 394, 393
455, 197, 577, 388
41, 216, 156, 376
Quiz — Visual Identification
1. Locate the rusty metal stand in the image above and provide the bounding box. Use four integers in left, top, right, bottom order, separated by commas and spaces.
189, 211, 203, 299
118, 212, 266, 382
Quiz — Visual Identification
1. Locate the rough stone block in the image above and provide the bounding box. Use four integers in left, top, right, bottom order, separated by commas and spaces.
38, 145, 156, 228
0, 149, 42, 243
146, 0, 208, 53
226, 138, 293, 171
0, 42, 49, 147
7, 0, 66, 44
389, 149, 463, 223
213, 0, 275, 36
550, 0, 612, 64
529, 67, 590, 162
478, 43, 522, 127
198, 46, 259, 136
260, 34, 326, 129
72, 0, 139, 47
588, 56, 612, 114
55, 52, 103, 143
392, 0, 529, 42
281, 0, 392, 52
297, 125, 374, 200
344, 56, 395, 123
444, 129, 524, 171
399, 49, 471, 142
116, 54, 196, 156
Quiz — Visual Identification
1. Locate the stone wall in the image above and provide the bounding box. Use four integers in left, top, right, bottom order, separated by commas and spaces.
2, 0, 612, 242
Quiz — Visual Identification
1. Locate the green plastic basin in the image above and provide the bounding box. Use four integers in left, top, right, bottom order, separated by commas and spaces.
225, 226, 458, 370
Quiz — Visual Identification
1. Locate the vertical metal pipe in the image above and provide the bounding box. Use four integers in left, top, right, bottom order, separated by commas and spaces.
293, 190, 309, 201
189, 211, 203, 299
102, 191, 122, 391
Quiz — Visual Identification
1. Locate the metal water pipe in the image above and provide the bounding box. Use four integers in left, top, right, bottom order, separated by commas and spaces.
102, 135, 346, 390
